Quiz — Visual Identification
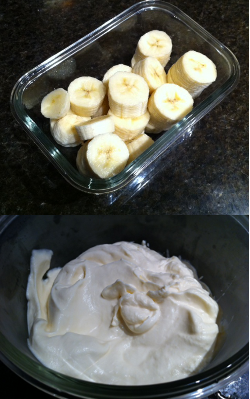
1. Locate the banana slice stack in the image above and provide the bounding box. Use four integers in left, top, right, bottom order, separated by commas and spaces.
40, 29, 217, 180
76, 115, 115, 141
85, 133, 129, 179
76, 70, 152, 178
131, 30, 172, 68
146, 83, 194, 134
132, 56, 167, 94
68, 76, 106, 117
50, 110, 90, 147
108, 71, 149, 118
108, 110, 150, 141
103, 64, 132, 89
166, 50, 217, 98
126, 134, 154, 164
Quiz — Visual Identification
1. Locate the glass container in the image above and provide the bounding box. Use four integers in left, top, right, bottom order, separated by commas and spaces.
10, 1, 240, 194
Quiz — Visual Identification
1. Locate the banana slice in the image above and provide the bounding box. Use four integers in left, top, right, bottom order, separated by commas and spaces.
92, 95, 109, 117
108, 109, 150, 141
76, 142, 97, 178
126, 133, 154, 164
50, 119, 57, 131
132, 56, 167, 94
103, 64, 132, 88
50, 109, 90, 147
76, 115, 115, 141
41, 88, 70, 119
145, 119, 166, 135
68, 76, 106, 117
131, 30, 172, 68
166, 50, 217, 98
147, 83, 194, 132
86, 133, 129, 178
108, 71, 149, 118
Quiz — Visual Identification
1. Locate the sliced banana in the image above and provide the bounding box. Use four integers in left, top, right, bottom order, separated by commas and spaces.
41, 88, 70, 119
103, 64, 132, 88
131, 30, 172, 68
147, 83, 194, 132
126, 133, 154, 164
50, 109, 90, 147
40, 32, 216, 180
132, 56, 167, 94
145, 119, 166, 135
108, 109, 150, 141
50, 118, 57, 131
86, 133, 129, 178
76, 142, 97, 178
166, 50, 217, 98
76, 115, 115, 141
108, 71, 149, 118
92, 95, 109, 117
68, 76, 106, 117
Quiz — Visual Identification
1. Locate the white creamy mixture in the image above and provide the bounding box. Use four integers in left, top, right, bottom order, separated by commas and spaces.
27, 241, 219, 385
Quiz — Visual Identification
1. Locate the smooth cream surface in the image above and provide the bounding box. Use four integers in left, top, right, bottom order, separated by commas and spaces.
27, 241, 219, 385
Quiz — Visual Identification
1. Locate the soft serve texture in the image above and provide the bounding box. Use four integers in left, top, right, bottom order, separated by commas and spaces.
27, 241, 219, 385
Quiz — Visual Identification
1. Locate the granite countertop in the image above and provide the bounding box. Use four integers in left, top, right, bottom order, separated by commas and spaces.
0, 0, 248, 214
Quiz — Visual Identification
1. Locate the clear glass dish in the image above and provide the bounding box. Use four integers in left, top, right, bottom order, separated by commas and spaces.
10, 1, 240, 194
0, 215, 248, 398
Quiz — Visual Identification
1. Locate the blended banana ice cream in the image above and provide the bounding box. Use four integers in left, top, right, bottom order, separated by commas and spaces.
27, 241, 220, 385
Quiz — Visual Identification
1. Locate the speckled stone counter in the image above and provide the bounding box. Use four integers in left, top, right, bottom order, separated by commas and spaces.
0, 0, 248, 214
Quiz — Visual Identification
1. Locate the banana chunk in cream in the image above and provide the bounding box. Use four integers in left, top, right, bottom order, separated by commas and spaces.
27, 241, 220, 385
